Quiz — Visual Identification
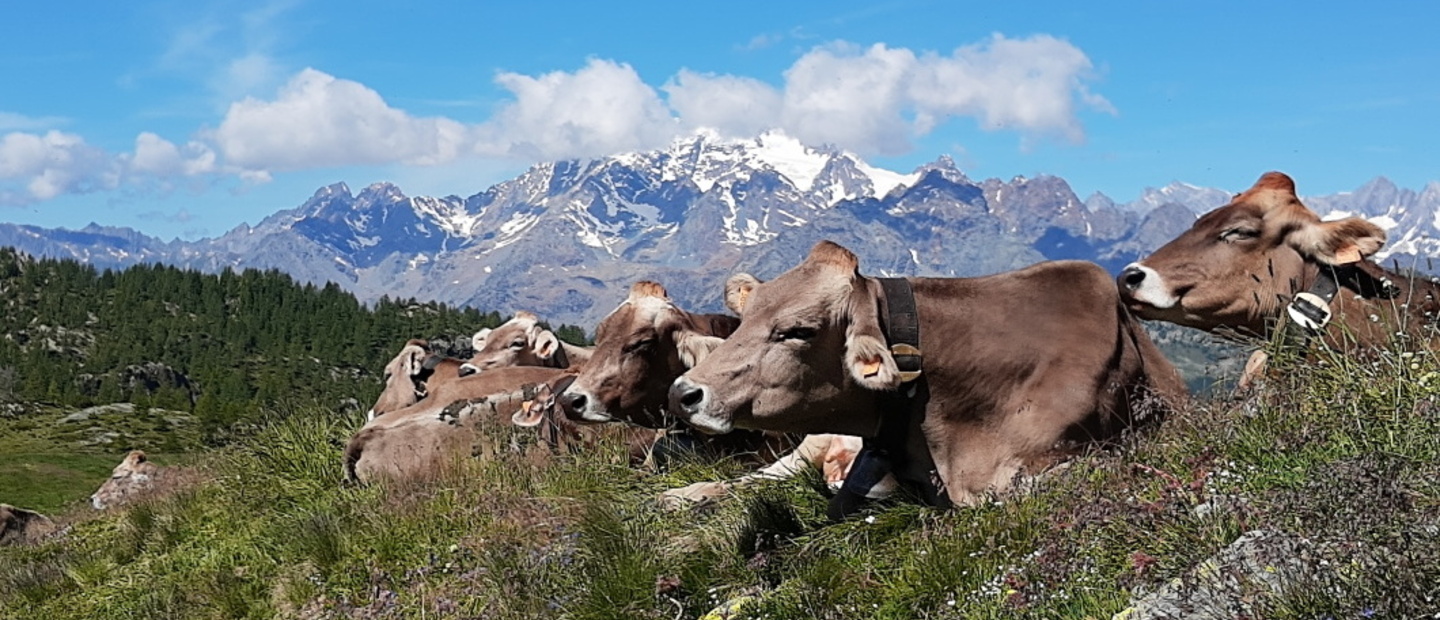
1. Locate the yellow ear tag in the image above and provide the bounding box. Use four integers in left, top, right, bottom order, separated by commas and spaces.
736, 288, 752, 311
520, 400, 534, 414
1334, 244, 1362, 264
860, 358, 883, 378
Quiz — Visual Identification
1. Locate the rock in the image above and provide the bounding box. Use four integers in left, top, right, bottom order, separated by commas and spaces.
1115, 529, 1315, 620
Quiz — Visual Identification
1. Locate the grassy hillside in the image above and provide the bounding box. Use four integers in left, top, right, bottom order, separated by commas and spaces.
1, 336, 1436, 619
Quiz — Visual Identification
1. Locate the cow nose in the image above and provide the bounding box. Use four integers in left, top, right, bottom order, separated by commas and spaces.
669, 378, 707, 417
561, 391, 588, 415
1120, 265, 1147, 290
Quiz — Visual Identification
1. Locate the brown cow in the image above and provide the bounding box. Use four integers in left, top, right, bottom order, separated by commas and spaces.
0, 504, 57, 546
91, 450, 161, 510
555, 281, 851, 504
345, 366, 570, 483
1119, 171, 1435, 350
467, 311, 593, 373
558, 281, 744, 429
368, 339, 470, 421
671, 241, 1186, 508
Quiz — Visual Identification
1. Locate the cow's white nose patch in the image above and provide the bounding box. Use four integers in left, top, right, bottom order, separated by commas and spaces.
1123, 263, 1179, 309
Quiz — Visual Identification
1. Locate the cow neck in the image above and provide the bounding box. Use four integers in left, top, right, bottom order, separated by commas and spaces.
829, 277, 948, 520
1277, 260, 1407, 349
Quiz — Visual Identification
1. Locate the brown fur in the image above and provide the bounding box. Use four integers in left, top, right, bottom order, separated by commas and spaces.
469, 312, 592, 372
675, 241, 1187, 506
345, 367, 571, 483
1122, 171, 1435, 348
369, 340, 471, 419
0, 504, 57, 546
91, 450, 161, 510
558, 280, 794, 465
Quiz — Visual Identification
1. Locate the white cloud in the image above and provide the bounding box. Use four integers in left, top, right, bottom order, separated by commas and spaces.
0, 131, 119, 205
208, 68, 470, 172
128, 132, 217, 176
781, 43, 918, 154
906, 34, 1115, 142
773, 36, 1113, 155
6, 33, 1111, 206
664, 70, 783, 139
477, 59, 678, 160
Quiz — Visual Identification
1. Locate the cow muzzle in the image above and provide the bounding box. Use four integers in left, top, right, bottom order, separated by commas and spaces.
1118, 262, 1179, 310
558, 386, 611, 424
669, 377, 732, 434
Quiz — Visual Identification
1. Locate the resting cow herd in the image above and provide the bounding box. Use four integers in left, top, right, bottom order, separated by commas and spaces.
4, 171, 1420, 537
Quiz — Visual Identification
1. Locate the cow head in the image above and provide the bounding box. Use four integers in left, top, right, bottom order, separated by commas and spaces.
559, 281, 729, 427
368, 339, 431, 420
467, 312, 566, 372
1119, 172, 1386, 335
91, 450, 159, 510
671, 241, 888, 437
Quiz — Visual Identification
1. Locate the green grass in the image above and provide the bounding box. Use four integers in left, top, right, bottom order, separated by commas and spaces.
0, 402, 203, 513
0, 452, 119, 513
1, 337, 1438, 619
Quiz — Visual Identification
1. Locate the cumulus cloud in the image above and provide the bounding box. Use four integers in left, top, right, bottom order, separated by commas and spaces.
7, 33, 1111, 206
477, 59, 677, 160
209, 68, 469, 172
128, 133, 217, 177
664, 70, 783, 138
0, 131, 119, 205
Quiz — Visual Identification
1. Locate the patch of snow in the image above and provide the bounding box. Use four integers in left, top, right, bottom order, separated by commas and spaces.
909, 249, 920, 265
857, 160, 917, 197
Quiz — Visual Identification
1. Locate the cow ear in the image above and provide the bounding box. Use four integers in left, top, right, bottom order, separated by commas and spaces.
845, 332, 901, 390
511, 385, 552, 427
676, 331, 724, 368
1288, 217, 1386, 265
843, 279, 901, 390
404, 346, 427, 378
533, 329, 560, 360
726, 274, 761, 316
472, 328, 491, 352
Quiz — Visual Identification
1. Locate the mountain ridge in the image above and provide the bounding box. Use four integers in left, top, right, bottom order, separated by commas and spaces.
2, 130, 1435, 326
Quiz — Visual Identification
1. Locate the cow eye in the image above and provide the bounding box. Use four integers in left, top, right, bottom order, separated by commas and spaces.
624, 338, 656, 354
510, 339, 526, 349
1220, 227, 1260, 242
777, 326, 818, 341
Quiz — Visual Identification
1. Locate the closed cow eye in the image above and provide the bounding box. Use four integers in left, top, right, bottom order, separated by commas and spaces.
1220, 228, 1260, 242
624, 338, 656, 353
510, 339, 527, 349
777, 326, 818, 341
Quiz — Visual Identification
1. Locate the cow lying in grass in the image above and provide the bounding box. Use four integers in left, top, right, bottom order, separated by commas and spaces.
673, 241, 1186, 515
558, 280, 859, 506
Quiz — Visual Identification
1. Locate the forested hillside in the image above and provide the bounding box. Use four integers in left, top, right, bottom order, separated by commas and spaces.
0, 247, 580, 441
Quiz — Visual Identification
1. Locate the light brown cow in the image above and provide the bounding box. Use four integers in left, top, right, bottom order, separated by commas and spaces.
0, 504, 57, 546
368, 339, 470, 421
672, 241, 1187, 507
467, 311, 593, 373
1119, 171, 1436, 350
345, 366, 569, 483
91, 450, 161, 510
558, 281, 745, 429
555, 280, 855, 505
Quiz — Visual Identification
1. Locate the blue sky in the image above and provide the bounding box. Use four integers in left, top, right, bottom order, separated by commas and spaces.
2, 1, 1438, 240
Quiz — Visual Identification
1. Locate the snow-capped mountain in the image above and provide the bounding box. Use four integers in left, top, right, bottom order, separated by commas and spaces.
2, 130, 1435, 326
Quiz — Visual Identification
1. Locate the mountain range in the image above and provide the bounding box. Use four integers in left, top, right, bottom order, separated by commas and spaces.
2, 130, 1436, 327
